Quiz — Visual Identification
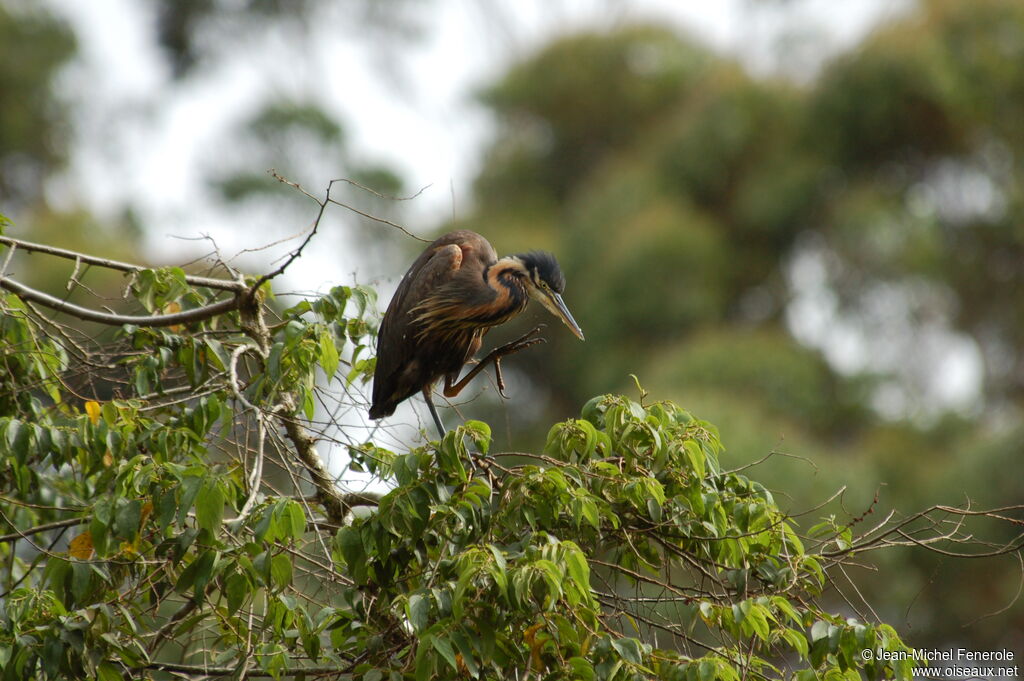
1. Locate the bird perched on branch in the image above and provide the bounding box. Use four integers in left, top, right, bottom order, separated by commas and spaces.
369, 230, 584, 436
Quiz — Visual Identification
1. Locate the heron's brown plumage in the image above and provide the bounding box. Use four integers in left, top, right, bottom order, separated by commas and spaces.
412, 260, 530, 339
369, 230, 581, 426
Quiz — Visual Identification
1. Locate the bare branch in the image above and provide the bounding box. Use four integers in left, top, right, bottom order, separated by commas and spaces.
279, 408, 349, 527
326, 194, 430, 242
331, 176, 433, 203
0, 235, 245, 292
0, 275, 241, 327
246, 172, 331, 296
0, 516, 87, 544
143, 661, 357, 678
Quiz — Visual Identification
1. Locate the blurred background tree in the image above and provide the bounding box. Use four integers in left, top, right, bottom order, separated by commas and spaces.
437, 0, 1024, 651
2, 0, 1021, 658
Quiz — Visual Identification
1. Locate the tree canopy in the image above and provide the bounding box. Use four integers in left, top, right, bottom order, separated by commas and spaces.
6, 220, 1006, 681
1, 0, 1023, 675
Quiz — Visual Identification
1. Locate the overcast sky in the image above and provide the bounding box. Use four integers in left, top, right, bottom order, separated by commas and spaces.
45, 0, 903, 246
37, 0, 980, 431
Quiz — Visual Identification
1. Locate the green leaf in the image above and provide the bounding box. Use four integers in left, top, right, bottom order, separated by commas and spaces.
698, 658, 717, 681
9, 420, 30, 461
338, 527, 364, 568
463, 420, 491, 455
803, 556, 826, 587
176, 550, 217, 598
319, 328, 340, 378
415, 635, 434, 681
568, 657, 596, 681
114, 499, 142, 540
350, 285, 375, 318
90, 507, 111, 556
267, 342, 284, 382
134, 364, 152, 396
451, 629, 480, 678
744, 604, 771, 641
253, 505, 278, 543
408, 592, 429, 633
203, 337, 229, 370
436, 430, 468, 481
810, 619, 832, 642
281, 500, 307, 539
580, 497, 600, 530
772, 596, 804, 626
302, 386, 316, 420
683, 440, 705, 478
611, 637, 643, 665
564, 545, 591, 595
177, 475, 205, 526
646, 497, 662, 522
287, 299, 315, 320
783, 627, 810, 658
431, 635, 459, 672
782, 523, 805, 555
225, 571, 249, 615
270, 553, 293, 590
71, 561, 93, 602
195, 480, 225, 534
97, 662, 123, 681
577, 419, 598, 458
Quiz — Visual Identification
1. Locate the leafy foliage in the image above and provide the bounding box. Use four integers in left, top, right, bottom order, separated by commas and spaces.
0, 273, 378, 679
0, 256, 925, 680
339, 397, 917, 680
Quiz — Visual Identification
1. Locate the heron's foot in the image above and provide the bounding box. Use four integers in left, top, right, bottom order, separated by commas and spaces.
492, 325, 547, 397
443, 326, 549, 400
492, 324, 547, 356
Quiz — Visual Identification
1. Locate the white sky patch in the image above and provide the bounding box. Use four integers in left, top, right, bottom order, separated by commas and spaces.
786, 241, 984, 420
44, 0, 901, 236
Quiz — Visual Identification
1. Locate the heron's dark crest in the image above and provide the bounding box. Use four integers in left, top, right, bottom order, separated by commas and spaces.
368, 230, 583, 436
519, 251, 566, 293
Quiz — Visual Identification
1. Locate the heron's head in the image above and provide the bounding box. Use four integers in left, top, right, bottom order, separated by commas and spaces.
515, 251, 585, 341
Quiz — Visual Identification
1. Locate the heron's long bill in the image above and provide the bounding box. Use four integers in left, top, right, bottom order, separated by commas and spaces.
539, 290, 585, 341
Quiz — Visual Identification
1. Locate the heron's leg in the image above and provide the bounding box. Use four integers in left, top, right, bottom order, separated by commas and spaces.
424, 387, 481, 471
421, 386, 447, 438
442, 325, 546, 399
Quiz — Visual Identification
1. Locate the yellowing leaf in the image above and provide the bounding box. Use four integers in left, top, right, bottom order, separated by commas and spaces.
524, 623, 545, 671
140, 501, 154, 527
85, 400, 101, 425
163, 301, 183, 332
103, 450, 114, 467
69, 531, 94, 559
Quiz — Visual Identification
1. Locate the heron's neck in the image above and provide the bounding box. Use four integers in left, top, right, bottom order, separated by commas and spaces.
474, 257, 527, 320
487, 255, 526, 289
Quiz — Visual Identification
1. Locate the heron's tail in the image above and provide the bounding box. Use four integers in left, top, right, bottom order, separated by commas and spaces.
368, 401, 395, 420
